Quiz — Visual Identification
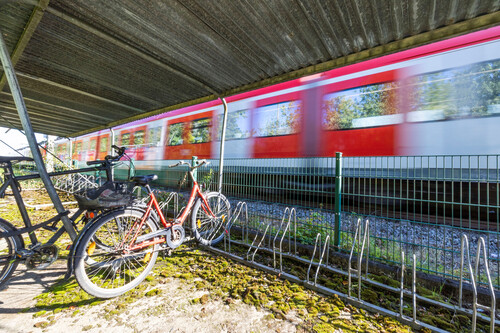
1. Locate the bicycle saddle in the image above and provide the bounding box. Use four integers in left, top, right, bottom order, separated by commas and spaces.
130, 174, 158, 185
0, 156, 34, 163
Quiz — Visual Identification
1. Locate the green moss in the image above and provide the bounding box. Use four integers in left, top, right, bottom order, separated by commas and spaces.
33, 310, 46, 318
145, 289, 161, 297
361, 289, 378, 303
313, 322, 336, 332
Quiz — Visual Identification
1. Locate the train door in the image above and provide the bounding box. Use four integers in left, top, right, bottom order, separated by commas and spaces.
88, 136, 98, 161
131, 126, 147, 161
144, 123, 163, 160
97, 134, 110, 160
73, 139, 83, 161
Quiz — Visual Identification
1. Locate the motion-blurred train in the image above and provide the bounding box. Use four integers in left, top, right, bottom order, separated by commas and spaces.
53, 27, 500, 171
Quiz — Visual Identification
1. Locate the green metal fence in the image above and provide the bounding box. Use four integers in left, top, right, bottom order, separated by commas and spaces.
157, 154, 500, 289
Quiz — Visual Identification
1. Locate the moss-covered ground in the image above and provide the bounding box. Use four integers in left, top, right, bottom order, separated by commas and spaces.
1, 190, 497, 332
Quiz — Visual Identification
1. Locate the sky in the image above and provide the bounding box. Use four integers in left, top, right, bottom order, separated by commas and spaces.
0, 126, 50, 156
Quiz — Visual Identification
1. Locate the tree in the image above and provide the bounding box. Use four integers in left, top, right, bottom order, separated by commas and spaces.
322, 95, 356, 130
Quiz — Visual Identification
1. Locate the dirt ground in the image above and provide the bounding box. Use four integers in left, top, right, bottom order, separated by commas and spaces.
0, 253, 343, 333
0, 190, 411, 333
0, 263, 300, 333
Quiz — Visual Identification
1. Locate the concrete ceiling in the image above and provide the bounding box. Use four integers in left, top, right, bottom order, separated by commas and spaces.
0, 0, 499, 137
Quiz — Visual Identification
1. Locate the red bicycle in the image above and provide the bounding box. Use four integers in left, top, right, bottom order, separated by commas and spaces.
73, 159, 230, 298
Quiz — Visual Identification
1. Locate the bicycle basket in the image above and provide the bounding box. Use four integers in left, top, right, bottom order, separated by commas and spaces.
74, 181, 134, 210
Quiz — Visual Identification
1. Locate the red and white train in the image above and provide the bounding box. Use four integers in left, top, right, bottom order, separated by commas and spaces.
54, 26, 500, 171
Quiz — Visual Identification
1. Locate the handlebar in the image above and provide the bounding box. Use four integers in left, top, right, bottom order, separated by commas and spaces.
86, 145, 126, 167
168, 159, 209, 170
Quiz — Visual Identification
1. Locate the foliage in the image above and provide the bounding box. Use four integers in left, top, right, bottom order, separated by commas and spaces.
216, 109, 250, 140
322, 82, 399, 130
167, 123, 184, 146
411, 59, 500, 118
256, 101, 301, 137
188, 118, 211, 144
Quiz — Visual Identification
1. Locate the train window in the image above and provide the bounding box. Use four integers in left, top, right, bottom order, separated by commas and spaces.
322, 82, 400, 130
121, 133, 130, 147
167, 123, 184, 146
76, 142, 82, 153
408, 59, 500, 121
254, 101, 301, 137
82, 140, 89, 152
99, 137, 108, 152
189, 118, 211, 144
90, 139, 97, 152
134, 130, 145, 145
216, 109, 250, 140
148, 127, 161, 146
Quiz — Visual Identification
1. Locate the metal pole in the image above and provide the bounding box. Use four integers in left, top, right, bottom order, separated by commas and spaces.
334, 152, 342, 248
0, 29, 77, 240
218, 97, 228, 194
110, 127, 115, 180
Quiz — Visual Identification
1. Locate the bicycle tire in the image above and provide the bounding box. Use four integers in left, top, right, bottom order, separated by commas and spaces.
0, 219, 24, 289
191, 192, 231, 246
74, 209, 159, 298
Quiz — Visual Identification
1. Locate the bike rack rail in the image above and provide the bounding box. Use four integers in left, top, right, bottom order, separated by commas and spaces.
222, 201, 248, 253
460, 234, 497, 333
272, 207, 296, 272
246, 220, 271, 262
306, 233, 330, 286
348, 218, 370, 299
157, 191, 179, 222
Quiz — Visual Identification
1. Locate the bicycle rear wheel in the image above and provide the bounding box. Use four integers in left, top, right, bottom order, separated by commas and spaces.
74, 209, 159, 298
0, 219, 24, 289
191, 192, 231, 246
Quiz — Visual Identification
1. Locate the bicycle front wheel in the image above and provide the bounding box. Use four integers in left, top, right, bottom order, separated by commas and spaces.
191, 192, 231, 246
0, 219, 24, 289
74, 209, 159, 298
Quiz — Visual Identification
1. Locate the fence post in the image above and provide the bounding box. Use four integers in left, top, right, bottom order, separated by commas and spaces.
192, 156, 198, 183
334, 152, 342, 248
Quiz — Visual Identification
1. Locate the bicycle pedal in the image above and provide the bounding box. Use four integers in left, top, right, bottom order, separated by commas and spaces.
16, 248, 33, 259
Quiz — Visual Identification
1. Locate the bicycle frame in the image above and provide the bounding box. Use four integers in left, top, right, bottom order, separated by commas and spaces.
125, 169, 216, 250
0, 160, 118, 247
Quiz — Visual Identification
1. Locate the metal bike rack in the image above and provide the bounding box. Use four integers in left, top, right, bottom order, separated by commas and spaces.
306, 233, 330, 286
246, 221, 271, 262
223, 201, 248, 253
460, 234, 497, 333
53, 173, 99, 194
272, 207, 296, 272
205, 210, 499, 332
348, 218, 370, 299
399, 251, 405, 318
158, 191, 179, 220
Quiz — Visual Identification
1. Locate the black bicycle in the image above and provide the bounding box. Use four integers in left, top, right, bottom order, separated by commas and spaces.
0, 145, 129, 289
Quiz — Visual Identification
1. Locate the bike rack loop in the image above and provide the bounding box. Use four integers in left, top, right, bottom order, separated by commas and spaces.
272, 207, 296, 272
221, 201, 248, 253
246, 220, 271, 262
348, 218, 370, 299
460, 234, 496, 333
306, 233, 330, 286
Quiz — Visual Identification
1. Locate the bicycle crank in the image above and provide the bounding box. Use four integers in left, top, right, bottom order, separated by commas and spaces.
25, 244, 59, 270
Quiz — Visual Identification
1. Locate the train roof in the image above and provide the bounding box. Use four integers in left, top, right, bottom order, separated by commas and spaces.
1, 1, 499, 138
